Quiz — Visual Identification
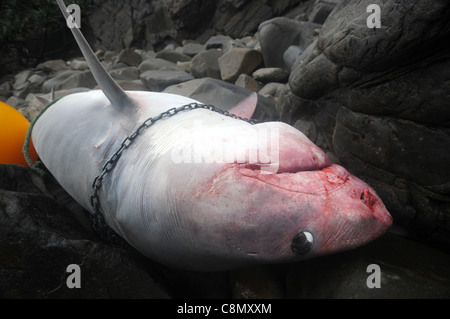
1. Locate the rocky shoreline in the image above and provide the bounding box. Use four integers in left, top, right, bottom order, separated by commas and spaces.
1, 0, 450, 298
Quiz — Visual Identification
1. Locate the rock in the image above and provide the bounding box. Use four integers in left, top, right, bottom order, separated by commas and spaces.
37, 59, 69, 73
283, 45, 303, 70
0, 81, 11, 97
294, 119, 318, 144
155, 49, 191, 63
70, 60, 89, 71
258, 82, 287, 103
221, 0, 273, 38
205, 35, 233, 50
286, 233, 450, 298
333, 107, 450, 191
27, 74, 45, 85
176, 61, 192, 73
252, 67, 289, 83
163, 78, 278, 122
218, 48, 263, 82
191, 49, 223, 79
318, 1, 450, 73
115, 49, 142, 67
230, 266, 285, 299
286, 0, 450, 248
42, 70, 97, 92
309, 0, 339, 24
165, 0, 216, 31
235, 74, 262, 92
109, 67, 140, 81
102, 51, 118, 62
0, 164, 170, 299
13, 70, 32, 90
290, 52, 340, 99
139, 58, 178, 72
5, 96, 25, 109
116, 80, 148, 91
140, 70, 194, 91
258, 17, 321, 70
182, 42, 205, 57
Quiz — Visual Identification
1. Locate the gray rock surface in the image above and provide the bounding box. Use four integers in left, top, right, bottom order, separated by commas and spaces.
139, 58, 178, 72
115, 49, 142, 67
218, 48, 263, 82
163, 78, 278, 122
258, 17, 321, 70
252, 67, 289, 83
235, 74, 262, 92
155, 49, 192, 63
190, 49, 223, 79
140, 70, 194, 91
283, 0, 450, 248
0, 165, 170, 299
286, 233, 450, 298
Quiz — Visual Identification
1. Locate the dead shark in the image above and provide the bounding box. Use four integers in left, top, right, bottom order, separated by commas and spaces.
31, 0, 392, 271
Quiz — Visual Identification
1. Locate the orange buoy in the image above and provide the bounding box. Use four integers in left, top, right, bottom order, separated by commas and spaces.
0, 101, 38, 166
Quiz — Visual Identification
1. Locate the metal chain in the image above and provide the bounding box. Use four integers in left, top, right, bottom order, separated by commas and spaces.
90, 102, 256, 245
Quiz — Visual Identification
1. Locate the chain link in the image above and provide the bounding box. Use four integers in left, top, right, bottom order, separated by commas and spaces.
90, 102, 256, 245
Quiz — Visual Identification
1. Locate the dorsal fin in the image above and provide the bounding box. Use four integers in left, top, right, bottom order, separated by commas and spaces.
56, 0, 137, 112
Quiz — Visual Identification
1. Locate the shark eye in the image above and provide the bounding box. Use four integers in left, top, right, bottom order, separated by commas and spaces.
291, 231, 314, 255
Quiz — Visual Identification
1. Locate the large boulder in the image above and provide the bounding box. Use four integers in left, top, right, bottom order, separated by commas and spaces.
282, 0, 450, 248
0, 165, 169, 298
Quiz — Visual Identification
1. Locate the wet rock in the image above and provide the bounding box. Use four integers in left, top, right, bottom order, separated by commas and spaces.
221, 0, 273, 38
252, 67, 288, 83
204, 35, 234, 51
115, 49, 142, 67
286, 0, 450, 247
5, 96, 26, 109
163, 78, 278, 122
109, 67, 140, 81
258, 17, 321, 70
27, 74, 45, 85
235, 74, 262, 92
218, 48, 263, 82
258, 82, 287, 103
230, 266, 285, 299
36, 59, 69, 73
139, 58, 178, 72
0, 82, 11, 97
165, 0, 216, 32
176, 61, 192, 73
0, 165, 170, 299
191, 49, 223, 79
286, 233, 450, 298
70, 60, 89, 71
42, 70, 97, 93
155, 49, 191, 63
317, 0, 450, 73
290, 52, 340, 99
140, 70, 194, 91
13, 70, 32, 90
309, 0, 339, 24
181, 42, 205, 57
116, 80, 147, 91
